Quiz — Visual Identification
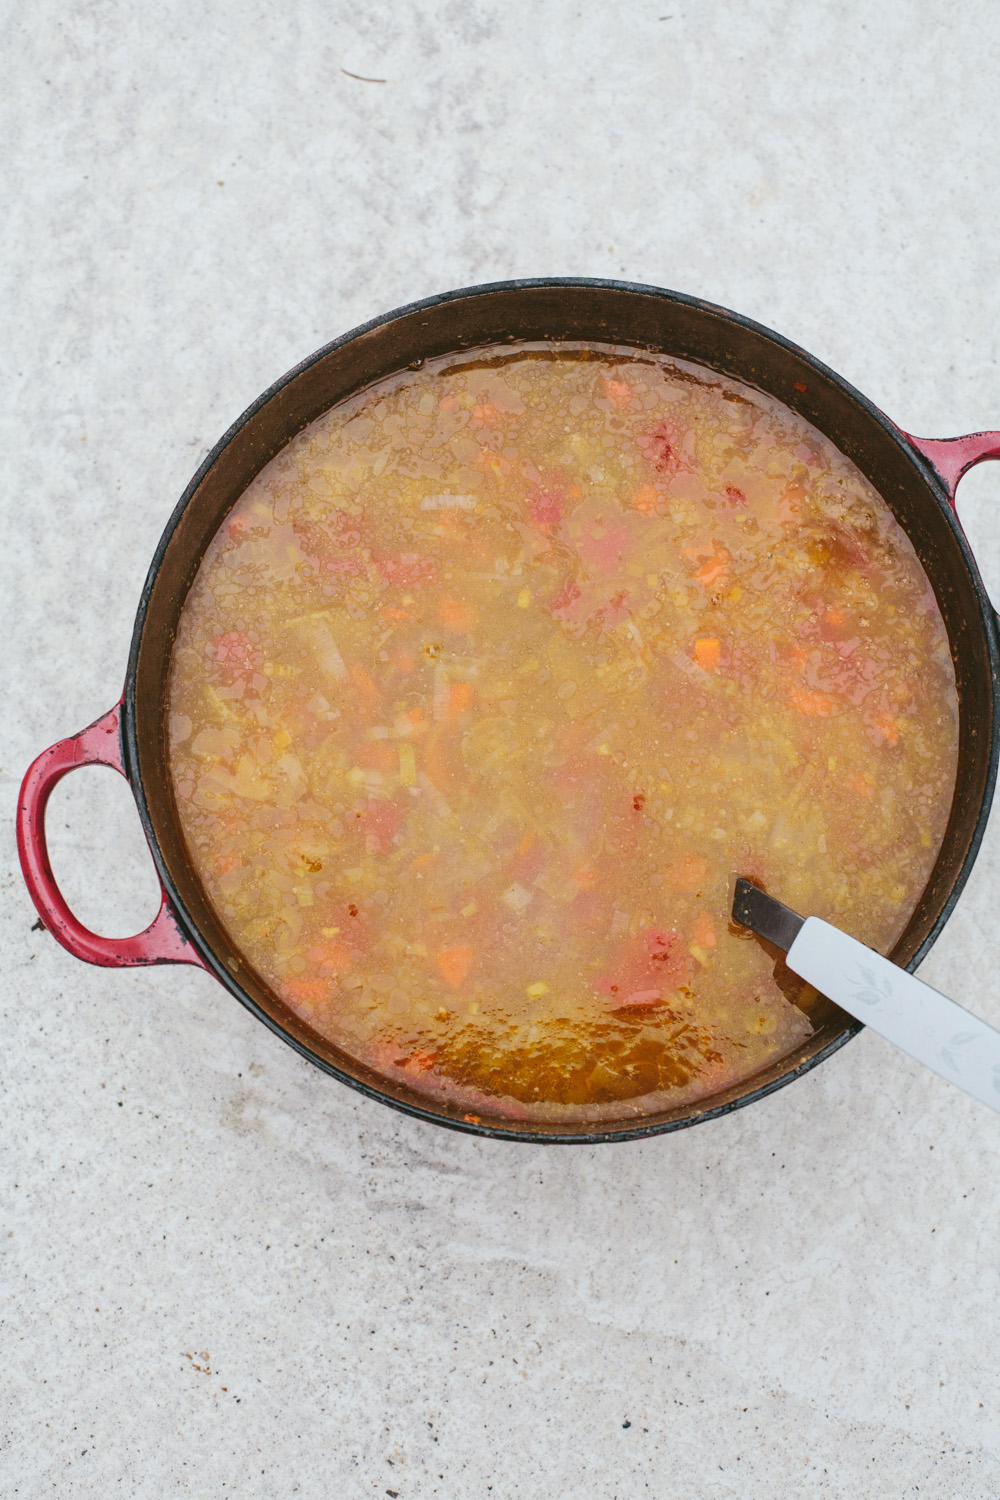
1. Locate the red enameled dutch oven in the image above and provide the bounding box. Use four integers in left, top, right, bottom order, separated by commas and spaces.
16, 280, 1000, 1143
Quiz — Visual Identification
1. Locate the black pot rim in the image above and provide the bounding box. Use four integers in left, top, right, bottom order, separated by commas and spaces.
121, 277, 1000, 1144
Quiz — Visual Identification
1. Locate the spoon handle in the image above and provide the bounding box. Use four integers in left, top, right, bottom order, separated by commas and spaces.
788, 918, 1000, 1115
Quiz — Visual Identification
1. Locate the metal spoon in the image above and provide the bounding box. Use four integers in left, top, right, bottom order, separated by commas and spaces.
732, 877, 1000, 1115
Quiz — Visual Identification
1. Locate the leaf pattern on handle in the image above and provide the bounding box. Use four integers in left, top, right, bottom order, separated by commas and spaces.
843, 961, 895, 1012
940, 1031, 982, 1074
791, 918, 1000, 1115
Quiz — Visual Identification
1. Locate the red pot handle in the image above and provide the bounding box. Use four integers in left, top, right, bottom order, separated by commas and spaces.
905, 429, 1000, 502
16, 702, 208, 969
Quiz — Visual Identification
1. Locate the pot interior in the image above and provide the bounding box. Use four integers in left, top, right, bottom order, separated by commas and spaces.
126, 281, 998, 1141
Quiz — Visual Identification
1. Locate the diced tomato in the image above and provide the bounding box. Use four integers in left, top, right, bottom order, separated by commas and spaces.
350, 798, 406, 853
597, 589, 632, 627
323, 555, 364, 577
375, 552, 438, 587
212, 630, 263, 682
578, 523, 630, 574
598, 926, 688, 1006
638, 418, 682, 472
724, 485, 747, 507
790, 688, 839, 718
550, 578, 582, 617
527, 485, 565, 531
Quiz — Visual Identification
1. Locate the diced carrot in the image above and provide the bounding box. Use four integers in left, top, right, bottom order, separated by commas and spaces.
446, 681, 474, 721
392, 652, 416, 674
631, 485, 660, 515
692, 910, 717, 950
284, 978, 327, 1005
788, 645, 810, 669
439, 595, 476, 631
790, 689, 838, 717
664, 854, 710, 891
826, 607, 845, 627
874, 710, 900, 746
411, 849, 439, 872
694, 637, 720, 670
850, 773, 874, 799
779, 482, 806, 521
518, 831, 536, 856
401, 1050, 437, 1072
423, 733, 453, 795
602, 376, 633, 409
436, 945, 472, 988
463, 1113, 482, 1124
696, 554, 729, 588
349, 664, 381, 710
357, 740, 396, 771
574, 863, 597, 890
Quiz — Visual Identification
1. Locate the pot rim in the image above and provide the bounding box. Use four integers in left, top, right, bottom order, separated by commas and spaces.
121, 277, 1000, 1143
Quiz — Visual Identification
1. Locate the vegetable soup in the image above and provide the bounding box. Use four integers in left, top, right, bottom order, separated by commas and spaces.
168, 343, 958, 1125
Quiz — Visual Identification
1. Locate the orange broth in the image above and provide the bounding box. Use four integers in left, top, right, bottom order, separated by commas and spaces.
168, 344, 958, 1124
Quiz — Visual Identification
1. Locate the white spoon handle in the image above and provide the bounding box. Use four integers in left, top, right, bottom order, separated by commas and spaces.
787, 917, 1000, 1114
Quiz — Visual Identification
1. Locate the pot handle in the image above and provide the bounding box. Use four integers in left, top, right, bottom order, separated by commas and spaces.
16, 703, 208, 969
904, 430, 1000, 502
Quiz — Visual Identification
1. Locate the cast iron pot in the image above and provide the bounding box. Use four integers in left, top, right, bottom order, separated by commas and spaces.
16, 280, 1000, 1143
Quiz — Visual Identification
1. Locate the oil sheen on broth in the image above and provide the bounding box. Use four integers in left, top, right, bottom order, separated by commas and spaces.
168, 344, 958, 1125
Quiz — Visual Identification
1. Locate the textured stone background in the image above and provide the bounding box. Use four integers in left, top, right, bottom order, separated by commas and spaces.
3, 3, 1000, 1495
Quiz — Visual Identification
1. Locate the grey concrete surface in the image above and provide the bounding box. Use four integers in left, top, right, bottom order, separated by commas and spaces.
3, 2, 1000, 1495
